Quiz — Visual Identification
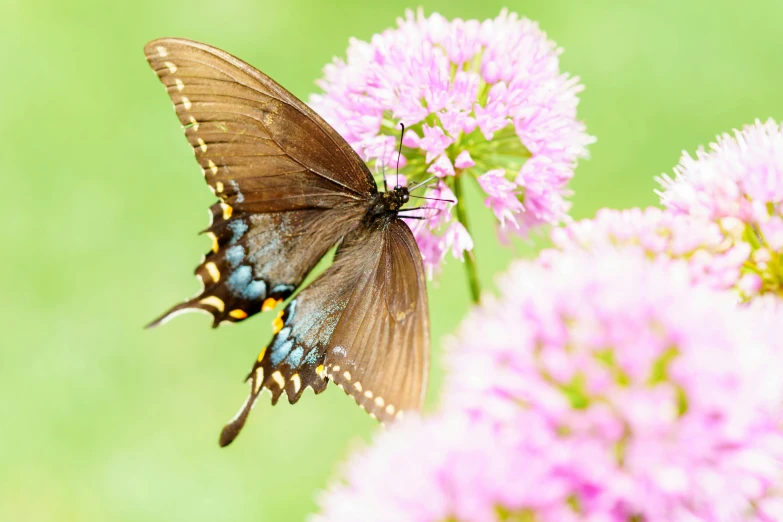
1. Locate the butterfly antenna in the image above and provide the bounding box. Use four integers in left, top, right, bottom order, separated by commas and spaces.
398, 206, 445, 220
396, 123, 405, 188
408, 176, 437, 192
409, 194, 456, 203
381, 140, 388, 191
398, 206, 443, 217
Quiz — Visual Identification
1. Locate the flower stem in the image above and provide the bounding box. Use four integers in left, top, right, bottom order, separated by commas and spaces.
453, 173, 481, 304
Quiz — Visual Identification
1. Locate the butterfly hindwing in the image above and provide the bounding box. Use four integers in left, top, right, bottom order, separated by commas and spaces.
326, 219, 430, 422
219, 226, 380, 446
220, 218, 429, 444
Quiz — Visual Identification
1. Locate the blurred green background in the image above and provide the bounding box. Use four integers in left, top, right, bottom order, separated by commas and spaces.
3, 0, 783, 520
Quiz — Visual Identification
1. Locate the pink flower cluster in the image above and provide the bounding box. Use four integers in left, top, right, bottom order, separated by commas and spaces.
658, 119, 783, 223
306, 7, 783, 520
313, 414, 543, 522
311, 9, 593, 274
544, 206, 753, 295
658, 119, 783, 299
316, 251, 783, 521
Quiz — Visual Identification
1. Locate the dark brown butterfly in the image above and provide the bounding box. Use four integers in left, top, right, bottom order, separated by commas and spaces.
144, 38, 430, 446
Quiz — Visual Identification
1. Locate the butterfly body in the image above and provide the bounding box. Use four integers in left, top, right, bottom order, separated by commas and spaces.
144, 38, 430, 446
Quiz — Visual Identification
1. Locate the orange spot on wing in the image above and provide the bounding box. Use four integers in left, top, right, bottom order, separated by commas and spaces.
257, 346, 267, 362
229, 309, 248, 319
208, 232, 219, 253
262, 297, 279, 312
272, 311, 284, 333
221, 203, 233, 220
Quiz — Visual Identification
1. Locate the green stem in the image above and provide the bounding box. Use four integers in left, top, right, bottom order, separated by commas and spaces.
453, 172, 481, 304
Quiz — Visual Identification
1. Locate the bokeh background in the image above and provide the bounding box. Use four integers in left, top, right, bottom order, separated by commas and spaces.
4, 1, 783, 520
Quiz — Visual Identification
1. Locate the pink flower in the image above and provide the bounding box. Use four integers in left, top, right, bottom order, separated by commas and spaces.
310, 8, 593, 272
443, 251, 783, 520
425, 182, 457, 227
405, 181, 462, 275
473, 92, 509, 140
315, 251, 783, 521
658, 119, 783, 221
426, 154, 455, 178
408, 226, 446, 279
545, 207, 752, 295
442, 221, 474, 259
657, 119, 783, 300
314, 412, 584, 522
419, 125, 453, 163
477, 169, 525, 226
454, 150, 475, 169
402, 129, 421, 148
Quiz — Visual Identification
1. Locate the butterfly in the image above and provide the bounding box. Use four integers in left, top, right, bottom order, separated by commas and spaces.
144, 38, 431, 446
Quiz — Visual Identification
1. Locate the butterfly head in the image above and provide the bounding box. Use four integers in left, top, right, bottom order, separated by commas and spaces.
392, 185, 410, 205
368, 185, 411, 223
384, 185, 410, 212
375, 185, 409, 211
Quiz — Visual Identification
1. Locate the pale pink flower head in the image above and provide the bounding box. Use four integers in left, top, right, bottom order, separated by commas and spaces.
477, 169, 525, 226
314, 251, 783, 521
441, 251, 783, 520
657, 119, 783, 300
314, 412, 588, 522
546, 206, 753, 297
404, 181, 462, 276
311, 9, 593, 273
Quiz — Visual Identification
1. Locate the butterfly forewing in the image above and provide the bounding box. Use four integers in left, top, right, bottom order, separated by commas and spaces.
144, 38, 376, 212
144, 37, 377, 326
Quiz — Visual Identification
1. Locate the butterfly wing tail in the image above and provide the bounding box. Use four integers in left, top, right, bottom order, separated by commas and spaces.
219, 391, 254, 447
218, 354, 330, 447
217, 297, 332, 446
